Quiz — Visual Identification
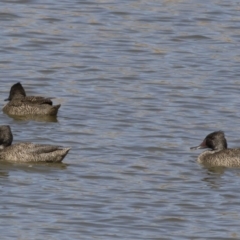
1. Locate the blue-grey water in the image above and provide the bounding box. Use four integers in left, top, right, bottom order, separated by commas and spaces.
0, 0, 240, 239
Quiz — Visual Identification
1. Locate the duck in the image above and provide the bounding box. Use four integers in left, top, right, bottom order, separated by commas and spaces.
190, 131, 240, 167
0, 125, 70, 162
3, 82, 61, 116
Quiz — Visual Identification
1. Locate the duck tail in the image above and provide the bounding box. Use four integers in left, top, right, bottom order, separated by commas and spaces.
50, 104, 61, 115
54, 147, 71, 162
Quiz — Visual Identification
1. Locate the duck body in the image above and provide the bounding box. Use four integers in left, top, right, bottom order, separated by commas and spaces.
0, 125, 70, 163
197, 148, 240, 167
3, 82, 61, 116
191, 131, 240, 167
3, 99, 61, 116
0, 143, 70, 162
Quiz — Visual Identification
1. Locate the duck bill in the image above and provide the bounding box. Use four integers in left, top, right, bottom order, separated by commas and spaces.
4, 98, 10, 101
190, 140, 207, 150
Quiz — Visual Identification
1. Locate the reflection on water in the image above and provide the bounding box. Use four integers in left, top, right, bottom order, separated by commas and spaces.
0, 161, 67, 174
3, 113, 58, 122
204, 166, 226, 174
0, 0, 240, 239
201, 167, 226, 189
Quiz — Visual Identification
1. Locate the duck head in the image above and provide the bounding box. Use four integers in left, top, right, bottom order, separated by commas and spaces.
5, 82, 26, 101
190, 131, 227, 151
0, 125, 13, 148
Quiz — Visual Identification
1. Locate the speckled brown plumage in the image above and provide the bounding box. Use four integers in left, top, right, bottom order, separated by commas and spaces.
196, 148, 240, 167
3, 82, 61, 116
0, 125, 70, 163
191, 131, 240, 167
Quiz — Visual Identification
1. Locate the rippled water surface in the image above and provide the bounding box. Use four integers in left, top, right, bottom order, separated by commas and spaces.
1, 0, 240, 239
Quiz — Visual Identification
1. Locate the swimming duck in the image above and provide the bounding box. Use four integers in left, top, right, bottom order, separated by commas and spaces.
3, 82, 61, 116
0, 125, 70, 162
191, 131, 240, 167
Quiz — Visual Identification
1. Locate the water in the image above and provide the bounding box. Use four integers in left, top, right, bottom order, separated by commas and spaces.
0, 0, 240, 239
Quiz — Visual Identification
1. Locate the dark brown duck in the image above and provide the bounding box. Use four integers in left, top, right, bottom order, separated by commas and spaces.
0, 125, 70, 162
3, 82, 61, 116
191, 131, 240, 167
